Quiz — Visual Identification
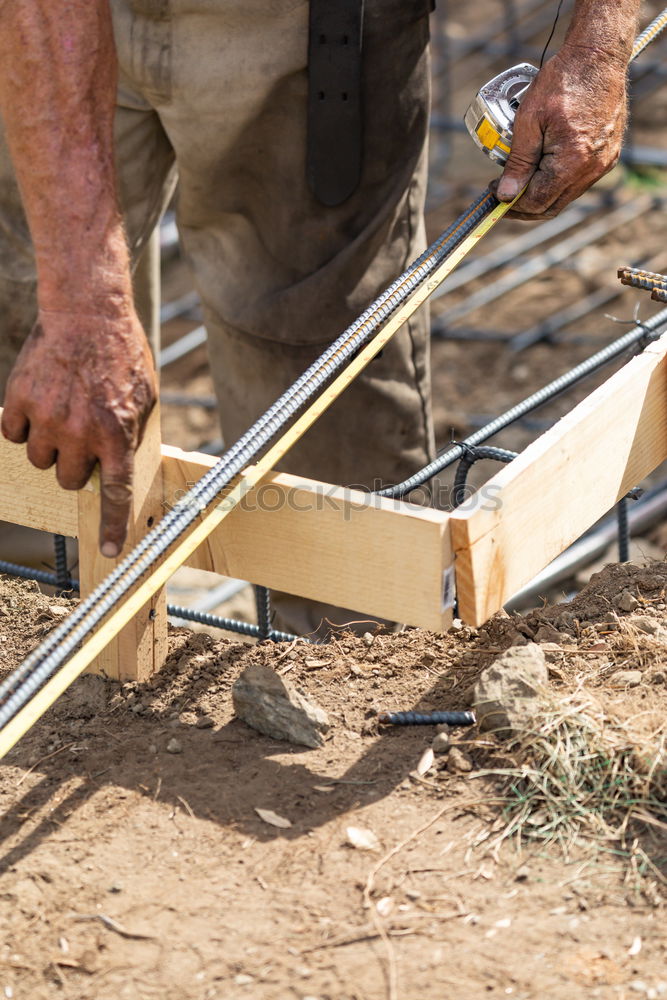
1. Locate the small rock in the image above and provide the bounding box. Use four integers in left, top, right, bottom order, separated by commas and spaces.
611, 670, 642, 688
435, 722, 450, 735
447, 747, 473, 774
594, 621, 618, 633
473, 645, 548, 738
166, 737, 183, 754
432, 732, 450, 755
349, 663, 363, 677
615, 590, 639, 612
48, 605, 70, 617
148, 743, 158, 754
634, 617, 659, 634
515, 865, 530, 882
450, 618, 463, 631
195, 714, 215, 729
363, 632, 374, 647
539, 642, 563, 661
534, 623, 562, 644
108, 881, 123, 894
130, 702, 144, 715
232, 663, 330, 749
508, 631, 529, 647
234, 974, 254, 986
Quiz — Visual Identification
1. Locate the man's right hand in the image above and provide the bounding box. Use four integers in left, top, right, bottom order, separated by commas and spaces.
1, 306, 157, 558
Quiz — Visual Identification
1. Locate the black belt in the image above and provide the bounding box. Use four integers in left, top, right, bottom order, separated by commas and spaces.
307, 0, 365, 207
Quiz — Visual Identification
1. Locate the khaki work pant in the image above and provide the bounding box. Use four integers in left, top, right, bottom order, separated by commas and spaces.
0, 0, 435, 637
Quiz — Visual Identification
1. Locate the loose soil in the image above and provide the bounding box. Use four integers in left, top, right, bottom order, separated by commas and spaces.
1, 563, 666, 1000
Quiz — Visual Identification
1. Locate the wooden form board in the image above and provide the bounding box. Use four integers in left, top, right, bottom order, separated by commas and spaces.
77, 409, 168, 682
451, 332, 667, 625
0, 426, 454, 635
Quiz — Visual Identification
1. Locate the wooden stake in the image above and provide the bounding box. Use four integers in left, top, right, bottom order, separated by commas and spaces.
77, 406, 168, 681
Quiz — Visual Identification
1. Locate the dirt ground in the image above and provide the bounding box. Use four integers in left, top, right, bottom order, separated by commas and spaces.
4, 4, 667, 999
0, 563, 666, 1000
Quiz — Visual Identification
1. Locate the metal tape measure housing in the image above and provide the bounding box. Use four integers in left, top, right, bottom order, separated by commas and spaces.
464, 62, 538, 165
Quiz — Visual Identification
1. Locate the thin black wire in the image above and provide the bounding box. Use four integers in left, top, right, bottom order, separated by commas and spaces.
539, 0, 564, 67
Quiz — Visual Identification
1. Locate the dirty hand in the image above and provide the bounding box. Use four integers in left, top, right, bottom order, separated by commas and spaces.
496, 43, 628, 219
1, 307, 157, 558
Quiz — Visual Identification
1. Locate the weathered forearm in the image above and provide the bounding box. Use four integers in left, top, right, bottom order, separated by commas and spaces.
565, 0, 642, 63
0, 1, 131, 314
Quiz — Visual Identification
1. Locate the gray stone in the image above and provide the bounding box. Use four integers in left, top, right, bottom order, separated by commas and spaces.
447, 747, 473, 773
166, 737, 183, 754
195, 714, 215, 729
534, 623, 562, 644
431, 731, 450, 755
611, 670, 642, 688
232, 663, 330, 749
634, 616, 659, 634
615, 589, 639, 612
473, 645, 548, 738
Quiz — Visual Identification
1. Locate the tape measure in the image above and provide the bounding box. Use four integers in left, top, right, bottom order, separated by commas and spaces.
464, 62, 538, 165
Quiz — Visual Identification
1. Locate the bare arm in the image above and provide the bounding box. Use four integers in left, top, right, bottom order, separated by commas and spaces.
0, 1, 156, 556
497, 0, 642, 218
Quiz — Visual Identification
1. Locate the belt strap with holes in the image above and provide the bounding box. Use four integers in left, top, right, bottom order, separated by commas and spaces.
307, 0, 364, 206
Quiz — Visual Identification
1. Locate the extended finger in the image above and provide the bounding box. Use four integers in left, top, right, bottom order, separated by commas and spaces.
99, 450, 134, 558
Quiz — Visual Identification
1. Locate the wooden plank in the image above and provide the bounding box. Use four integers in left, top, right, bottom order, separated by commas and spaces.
0, 439, 78, 535
77, 407, 168, 681
0, 422, 453, 633
162, 447, 453, 632
451, 332, 667, 625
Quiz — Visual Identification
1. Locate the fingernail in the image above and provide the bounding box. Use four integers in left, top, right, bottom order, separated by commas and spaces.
497, 177, 520, 201
101, 542, 120, 558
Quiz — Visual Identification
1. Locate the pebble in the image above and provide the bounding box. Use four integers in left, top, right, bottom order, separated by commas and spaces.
635, 618, 660, 635
611, 670, 642, 688
166, 738, 183, 754
234, 974, 254, 986
363, 632, 374, 647
432, 732, 450, 755
148, 743, 158, 754
447, 747, 473, 774
195, 714, 215, 729
615, 590, 639, 612
48, 605, 70, 617
515, 865, 530, 882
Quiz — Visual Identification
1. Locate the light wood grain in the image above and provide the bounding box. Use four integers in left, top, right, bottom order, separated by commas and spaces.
77, 407, 168, 681
451, 333, 667, 625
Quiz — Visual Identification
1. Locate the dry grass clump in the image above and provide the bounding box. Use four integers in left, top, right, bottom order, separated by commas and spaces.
477, 685, 667, 858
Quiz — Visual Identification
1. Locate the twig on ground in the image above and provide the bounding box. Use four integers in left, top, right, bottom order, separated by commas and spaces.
68, 913, 155, 941
15, 742, 79, 786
